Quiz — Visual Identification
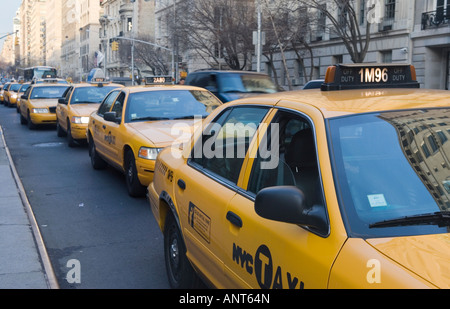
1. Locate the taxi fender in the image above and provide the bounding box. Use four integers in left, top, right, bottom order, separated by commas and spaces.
159, 190, 183, 235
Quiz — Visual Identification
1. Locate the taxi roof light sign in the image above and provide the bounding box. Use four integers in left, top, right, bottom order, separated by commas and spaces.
321, 63, 420, 91
145, 76, 173, 85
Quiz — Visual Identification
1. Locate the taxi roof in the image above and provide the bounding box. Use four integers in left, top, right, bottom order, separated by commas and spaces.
123, 84, 212, 93
30, 83, 69, 88
70, 82, 124, 88
229, 88, 450, 119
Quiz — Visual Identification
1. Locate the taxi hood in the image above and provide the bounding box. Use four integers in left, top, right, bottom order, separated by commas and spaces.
29, 98, 59, 108
70, 104, 100, 116
128, 119, 200, 147
367, 234, 450, 288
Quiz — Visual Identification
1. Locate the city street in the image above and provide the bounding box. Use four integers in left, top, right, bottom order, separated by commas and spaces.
0, 104, 169, 289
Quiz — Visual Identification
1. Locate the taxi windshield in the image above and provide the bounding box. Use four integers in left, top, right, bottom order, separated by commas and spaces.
30, 86, 69, 99
329, 108, 450, 238
10, 84, 22, 92
218, 73, 277, 94
71, 86, 118, 104
125, 90, 221, 122
19, 84, 30, 93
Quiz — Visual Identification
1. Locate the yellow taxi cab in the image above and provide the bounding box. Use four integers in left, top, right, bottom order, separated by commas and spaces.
0, 84, 5, 104
148, 63, 450, 289
87, 76, 222, 197
19, 83, 70, 129
4, 82, 22, 107
56, 80, 123, 147
16, 83, 31, 113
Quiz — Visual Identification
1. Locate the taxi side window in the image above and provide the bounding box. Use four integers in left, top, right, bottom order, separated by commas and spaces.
248, 111, 325, 211
189, 106, 269, 185
62, 87, 73, 101
111, 92, 126, 118
23, 87, 31, 99
98, 90, 120, 116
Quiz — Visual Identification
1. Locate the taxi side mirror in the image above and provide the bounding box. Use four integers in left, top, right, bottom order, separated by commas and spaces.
21, 95, 27, 100
104, 111, 120, 124
58, 98, 67, 104
254, 186, 328, 233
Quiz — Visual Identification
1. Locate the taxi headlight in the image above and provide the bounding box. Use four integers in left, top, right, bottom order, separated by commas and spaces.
32, 108, 49, 113
71, 116, 90, 124
138, 147, 162, 160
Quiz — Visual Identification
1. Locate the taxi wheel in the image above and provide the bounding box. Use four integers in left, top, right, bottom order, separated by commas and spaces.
27, 112, 36, 130
164, 213, 199, 289
125, 150, 146, 197
56, 120, 66, 137
67, 123, 77, 147
89, 138, 107, 170
20, 113, 27, 125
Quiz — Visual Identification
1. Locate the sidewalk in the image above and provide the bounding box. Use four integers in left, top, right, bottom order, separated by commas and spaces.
0, 126, 57, 289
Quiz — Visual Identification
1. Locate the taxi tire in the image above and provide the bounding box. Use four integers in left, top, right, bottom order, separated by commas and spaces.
56, 120, 66, 137
20, 113, 27, 125
164, 213, 200, 289
89, 138, 107, 170
27, 112, 37, 130
67, 123, 77, 148
125, 150, 146, 197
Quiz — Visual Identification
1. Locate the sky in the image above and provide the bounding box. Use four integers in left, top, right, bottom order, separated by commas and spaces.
0, 0, 22, 52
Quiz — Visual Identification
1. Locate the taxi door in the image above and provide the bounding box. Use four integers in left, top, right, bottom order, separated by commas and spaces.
100, 91, 126, 167
91, 90, 122, 161
56, 86, 73, 131
220, 107, 346, 289
174, 105, 271, 288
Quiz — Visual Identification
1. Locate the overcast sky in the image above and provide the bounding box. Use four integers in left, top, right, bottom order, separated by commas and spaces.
0, 0, 22, 53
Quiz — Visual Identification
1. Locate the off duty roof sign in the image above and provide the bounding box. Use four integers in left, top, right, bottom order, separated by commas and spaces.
321, 63, 420, 91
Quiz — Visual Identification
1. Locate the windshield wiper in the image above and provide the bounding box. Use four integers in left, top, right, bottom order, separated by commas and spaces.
131, 116, 171, 121
171, 115, 207, 120
369, 211, 450, 228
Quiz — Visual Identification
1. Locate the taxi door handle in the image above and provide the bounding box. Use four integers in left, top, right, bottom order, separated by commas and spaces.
177, 179, 186, 190
226, 211, 243, 228
102, 125, 106, 129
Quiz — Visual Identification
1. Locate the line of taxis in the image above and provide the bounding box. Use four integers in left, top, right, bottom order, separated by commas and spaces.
1, 64, 449, 289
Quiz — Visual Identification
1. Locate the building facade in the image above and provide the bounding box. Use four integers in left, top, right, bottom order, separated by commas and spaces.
254, 0, 450, 90
100, 0, 156, 81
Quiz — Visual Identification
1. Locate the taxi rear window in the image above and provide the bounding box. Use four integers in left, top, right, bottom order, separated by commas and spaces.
30, 86, 69, 99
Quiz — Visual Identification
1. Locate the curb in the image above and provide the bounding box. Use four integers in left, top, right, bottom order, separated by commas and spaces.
0, 126, 59, 289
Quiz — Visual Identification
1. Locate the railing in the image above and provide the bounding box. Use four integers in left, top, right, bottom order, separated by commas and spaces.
421, 8, 450, 30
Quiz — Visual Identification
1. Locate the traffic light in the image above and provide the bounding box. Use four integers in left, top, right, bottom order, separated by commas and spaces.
111, 41, 119, 51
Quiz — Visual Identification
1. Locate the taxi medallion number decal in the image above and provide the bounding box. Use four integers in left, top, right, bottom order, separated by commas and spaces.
188, 202, 211, 243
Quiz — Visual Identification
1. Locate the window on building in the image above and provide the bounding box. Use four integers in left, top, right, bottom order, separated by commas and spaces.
381, 50, 392, 63
360, 0, 366, 25
385, 0, 396, 20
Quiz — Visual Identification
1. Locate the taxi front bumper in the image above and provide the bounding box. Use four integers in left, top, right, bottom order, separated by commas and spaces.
70, 123, 88, 140
136, 157, 156, 187
30, 112, 57, 125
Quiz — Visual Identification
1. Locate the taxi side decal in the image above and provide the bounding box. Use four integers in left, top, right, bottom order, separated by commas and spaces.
188, 202, 211, 243
232, 243, 304, 289
104, 132, 116, 145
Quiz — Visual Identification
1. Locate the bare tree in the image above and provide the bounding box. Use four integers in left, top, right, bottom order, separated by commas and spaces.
177, 0, 256, 70
261, 0, 313, 89
299, 0, 371, 63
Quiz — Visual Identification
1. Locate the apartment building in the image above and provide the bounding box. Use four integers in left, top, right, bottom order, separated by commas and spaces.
44, 0, 62, 71
19, 0, 46, 67
255, 0, 449, 90
412, 0, 450, 89
100, 0, 155, 81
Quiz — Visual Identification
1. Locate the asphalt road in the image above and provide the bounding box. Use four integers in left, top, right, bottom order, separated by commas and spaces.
0, 104, 169, 289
